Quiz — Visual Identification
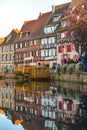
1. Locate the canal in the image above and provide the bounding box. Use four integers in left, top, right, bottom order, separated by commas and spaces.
0, 79, 87, 130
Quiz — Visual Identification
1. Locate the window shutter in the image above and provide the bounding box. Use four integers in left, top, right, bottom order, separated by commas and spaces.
59, 101, 62, 109
57, 33, 61, 39
67, 103, 72, 111
58, 45, 62, 53
66, 44, 71, 52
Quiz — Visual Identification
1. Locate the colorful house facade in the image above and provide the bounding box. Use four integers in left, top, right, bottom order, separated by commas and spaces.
0, 29, 19, 73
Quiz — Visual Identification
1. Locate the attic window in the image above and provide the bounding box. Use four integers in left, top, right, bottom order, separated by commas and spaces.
19, 32, 23, 38
53, 15, 62, 22
25, 31, 30, 37
61, 21, 66, 28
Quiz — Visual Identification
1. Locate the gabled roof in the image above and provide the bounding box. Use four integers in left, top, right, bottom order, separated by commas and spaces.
47, 3, 70, 25
1, 29, 20, 45
29, 12, 51, 40
54, 3, 70, 15
21, 20, 37, 33
14, 20, 37, 42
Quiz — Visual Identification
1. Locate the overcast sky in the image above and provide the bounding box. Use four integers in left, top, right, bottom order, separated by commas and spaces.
0, 0, 71, 37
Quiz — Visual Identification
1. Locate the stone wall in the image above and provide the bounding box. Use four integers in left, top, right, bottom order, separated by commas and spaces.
55, 72, 87, 84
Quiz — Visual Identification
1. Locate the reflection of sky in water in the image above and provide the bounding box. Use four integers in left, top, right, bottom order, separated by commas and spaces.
0, 114, 24, 130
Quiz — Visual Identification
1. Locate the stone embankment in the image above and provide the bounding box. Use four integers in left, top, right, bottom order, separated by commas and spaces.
54, 72, 87, 84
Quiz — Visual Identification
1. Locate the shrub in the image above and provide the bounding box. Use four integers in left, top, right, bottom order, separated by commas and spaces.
62, 64, 68, 73
57, 64, 63, 74
75, 62, 84, 73
14, 71, 23, 76
67, 63, 76, 74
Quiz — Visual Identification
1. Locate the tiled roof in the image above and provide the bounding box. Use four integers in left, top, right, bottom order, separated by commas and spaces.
46, 3, 70, 25
21, 20, 37, 33
14, 20, 37, 42
69, 0, 87, 8
1, 29, 20, 45
54, 3, 70, 15
29, 12, 51, 40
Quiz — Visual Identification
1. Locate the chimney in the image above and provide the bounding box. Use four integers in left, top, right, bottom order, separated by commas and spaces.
38, 12, 42, 18
52, 5, 55, 13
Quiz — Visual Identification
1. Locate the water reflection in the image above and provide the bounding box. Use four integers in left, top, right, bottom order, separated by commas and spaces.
0, 79, 87, 130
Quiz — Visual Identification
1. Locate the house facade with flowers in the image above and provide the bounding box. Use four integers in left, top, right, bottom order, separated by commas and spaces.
57, 0, 87, 65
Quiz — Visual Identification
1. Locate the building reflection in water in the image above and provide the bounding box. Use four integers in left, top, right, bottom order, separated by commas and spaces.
0, 79, 15, 110
0, 79, 87, 130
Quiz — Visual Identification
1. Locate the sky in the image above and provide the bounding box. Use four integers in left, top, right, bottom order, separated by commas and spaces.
0, 0, 71, 37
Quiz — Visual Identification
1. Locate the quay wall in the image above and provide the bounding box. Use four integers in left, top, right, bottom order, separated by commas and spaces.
55, 72, 87, 84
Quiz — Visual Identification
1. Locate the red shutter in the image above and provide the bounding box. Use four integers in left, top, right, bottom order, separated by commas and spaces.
65, 31, 69, 38
66, 44, 71, 52
64, 32, 67, 38
67, 103, 72, 111
58, 45, 62, 53
57, 33, 61, 39
59, 101, 62, 109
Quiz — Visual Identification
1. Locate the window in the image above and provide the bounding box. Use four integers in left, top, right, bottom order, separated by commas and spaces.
61, 21, 66, 28
10, 54, 13, 60
48, 37, 52, 44
45, 49, 48, 56
20, 43, 22, 48
25, 31, 29, 37
61, 33, 65, 38
53, 15, 62, 22
44, 26, 55, 34
34, 40, 36, 45
44, 27, 47, 34
52, 37, 55, 43
36, 98, 38, 104
10, 45, 13, 51
6, 46, 9, 52
44, 38, 47, 44
25, 42, 27, 47
15, 44, 18, 49
30, 51, 32, 57
41, 50, 45, 57
36, 51, 38, 56
19, 32, 22, 38
41, 39, 44, 45
30, 41, 33, 45
49, 49, 53, 56
52, 49, 56, 56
